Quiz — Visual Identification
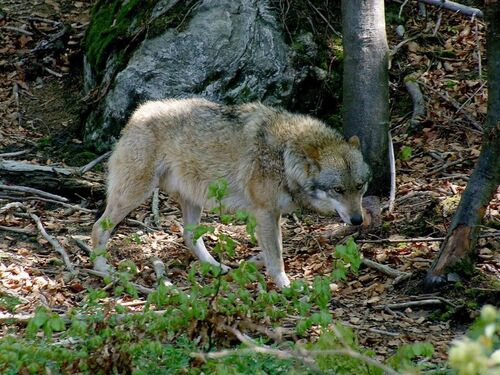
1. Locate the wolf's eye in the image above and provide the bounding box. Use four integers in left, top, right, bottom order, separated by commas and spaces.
333, 187, 344, 194
356, 183, 365, 190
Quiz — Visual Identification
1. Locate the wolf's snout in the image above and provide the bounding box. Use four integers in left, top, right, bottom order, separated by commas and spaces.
350, 214, 363, 226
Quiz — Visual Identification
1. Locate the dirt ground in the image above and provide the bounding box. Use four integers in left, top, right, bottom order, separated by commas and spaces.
0, 0, 499, 366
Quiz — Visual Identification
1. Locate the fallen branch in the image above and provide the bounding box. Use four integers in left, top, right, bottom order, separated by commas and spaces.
361, 258, 412, 284
0, 194, 96, 213
0, 225, 33, 235
81, 269, 155, 295
1, 26, 33, 35
28, 212, 76, 274
404, 74, 426, 129
0, 149, 31, 158
0, 183, 69, 202
373, 299, 443, 310
78, 151, 111, 175
418, 0, 483, 18
421, 82, 483, 131
192, 345, 401, 375
359, 232, 499, 244
426, 158, 466, 176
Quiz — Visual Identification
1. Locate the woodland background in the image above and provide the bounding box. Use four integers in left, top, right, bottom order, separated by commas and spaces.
0, 0, 499, 374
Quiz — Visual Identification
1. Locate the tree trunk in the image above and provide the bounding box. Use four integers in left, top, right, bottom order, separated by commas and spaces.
341, 0, 390, 196
424, 1, 500, 289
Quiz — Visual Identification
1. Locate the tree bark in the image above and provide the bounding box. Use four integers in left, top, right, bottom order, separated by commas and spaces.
342, 0, 390, 196
424, 1, 500, 289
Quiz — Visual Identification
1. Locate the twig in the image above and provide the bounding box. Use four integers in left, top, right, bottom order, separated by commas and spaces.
358, 237, 445, 243
0, 195, 95, 213
0, 225, 33, 234
418, 0, 483, 18
0, 184, 69, 202
373, 299, 443, 310
455, 81, 486, 114
0, 313, 34, 323
404, 74, 426, 129
28, 213, 76, 274
0, 201, 24, 213
433, 11, 442, 36
361, 258, 412, 284
81, 269, 155, 295
0, 149, 31, 158
1, 26, 33, 35
23, 16, 61, 26
192, 346, 401, 375
44, 67, 63, 78
342, 322, 400, 337
421, 82, 483, 131
78, 151, 111, 175
389, 33, 421, 68
72, 236, 92, 256
388, 131, 396, 214
426, 158, 465, 176
398, 0, 409, 19
305, 0, 341, 37
151, 188, 161, 228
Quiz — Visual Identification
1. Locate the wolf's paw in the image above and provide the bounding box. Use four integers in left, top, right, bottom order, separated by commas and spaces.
219, 263, 231, 274
272, 272, 291, 289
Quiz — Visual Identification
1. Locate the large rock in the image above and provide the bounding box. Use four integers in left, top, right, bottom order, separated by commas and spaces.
84, 0, 297, 151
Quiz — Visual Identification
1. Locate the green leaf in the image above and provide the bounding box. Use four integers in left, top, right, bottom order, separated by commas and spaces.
49, 316, 66, 331
207, 179, 229, 202
399, 145, 412, 161
332, 262, 347, 280
185, 224, 215, 242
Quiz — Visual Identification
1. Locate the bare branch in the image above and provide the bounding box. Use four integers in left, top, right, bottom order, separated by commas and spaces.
418, 0, 483, 18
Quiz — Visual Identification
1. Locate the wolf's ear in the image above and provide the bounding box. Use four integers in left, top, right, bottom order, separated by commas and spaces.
348, 136, 361, 149
304, 145, 320, 162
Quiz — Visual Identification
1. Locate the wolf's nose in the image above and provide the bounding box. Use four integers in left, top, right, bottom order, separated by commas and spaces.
350, 214, 363, 226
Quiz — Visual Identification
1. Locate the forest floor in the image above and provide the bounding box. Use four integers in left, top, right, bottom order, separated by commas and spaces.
0, 0, 499, 371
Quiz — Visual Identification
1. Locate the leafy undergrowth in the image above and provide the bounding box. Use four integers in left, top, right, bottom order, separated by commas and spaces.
0, 0, 499, 374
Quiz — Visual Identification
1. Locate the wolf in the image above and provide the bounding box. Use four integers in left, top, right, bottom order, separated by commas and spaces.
91, 98, 371, 288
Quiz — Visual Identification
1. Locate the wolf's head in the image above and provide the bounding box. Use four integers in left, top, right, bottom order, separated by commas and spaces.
285, 134, 371, 225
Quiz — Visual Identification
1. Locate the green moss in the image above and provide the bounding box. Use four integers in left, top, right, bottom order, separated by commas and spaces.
84, 0, 156, 77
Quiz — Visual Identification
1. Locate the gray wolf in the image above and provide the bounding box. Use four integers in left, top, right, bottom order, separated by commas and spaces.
92, 98, 371, 288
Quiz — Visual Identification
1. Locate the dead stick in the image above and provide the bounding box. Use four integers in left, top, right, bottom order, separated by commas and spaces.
81, 269, 155, 295
29, 213, 76, 274
1, 195, 95, 213
421, 82, 482, 131
78, 151, 111, 175
362, 258, 411, 284
418, 0, 483, 18
0, 184, 69, 202
0, 225, 33, 234
373, 299, 443, 310
1, 26, 33, 35
0, 149, 31, 158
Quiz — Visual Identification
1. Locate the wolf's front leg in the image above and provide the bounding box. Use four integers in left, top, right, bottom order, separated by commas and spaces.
180, 198, 230, 273
254, 210, 290, 288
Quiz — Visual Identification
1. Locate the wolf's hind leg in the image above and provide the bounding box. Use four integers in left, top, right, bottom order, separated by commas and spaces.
254, 210, 290, 288
92, 176, 155, 273
180, 198, 230, 273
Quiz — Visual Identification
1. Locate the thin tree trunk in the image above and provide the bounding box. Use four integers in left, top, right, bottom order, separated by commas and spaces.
424, 1, 500, 288
342, 0, 390, 196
